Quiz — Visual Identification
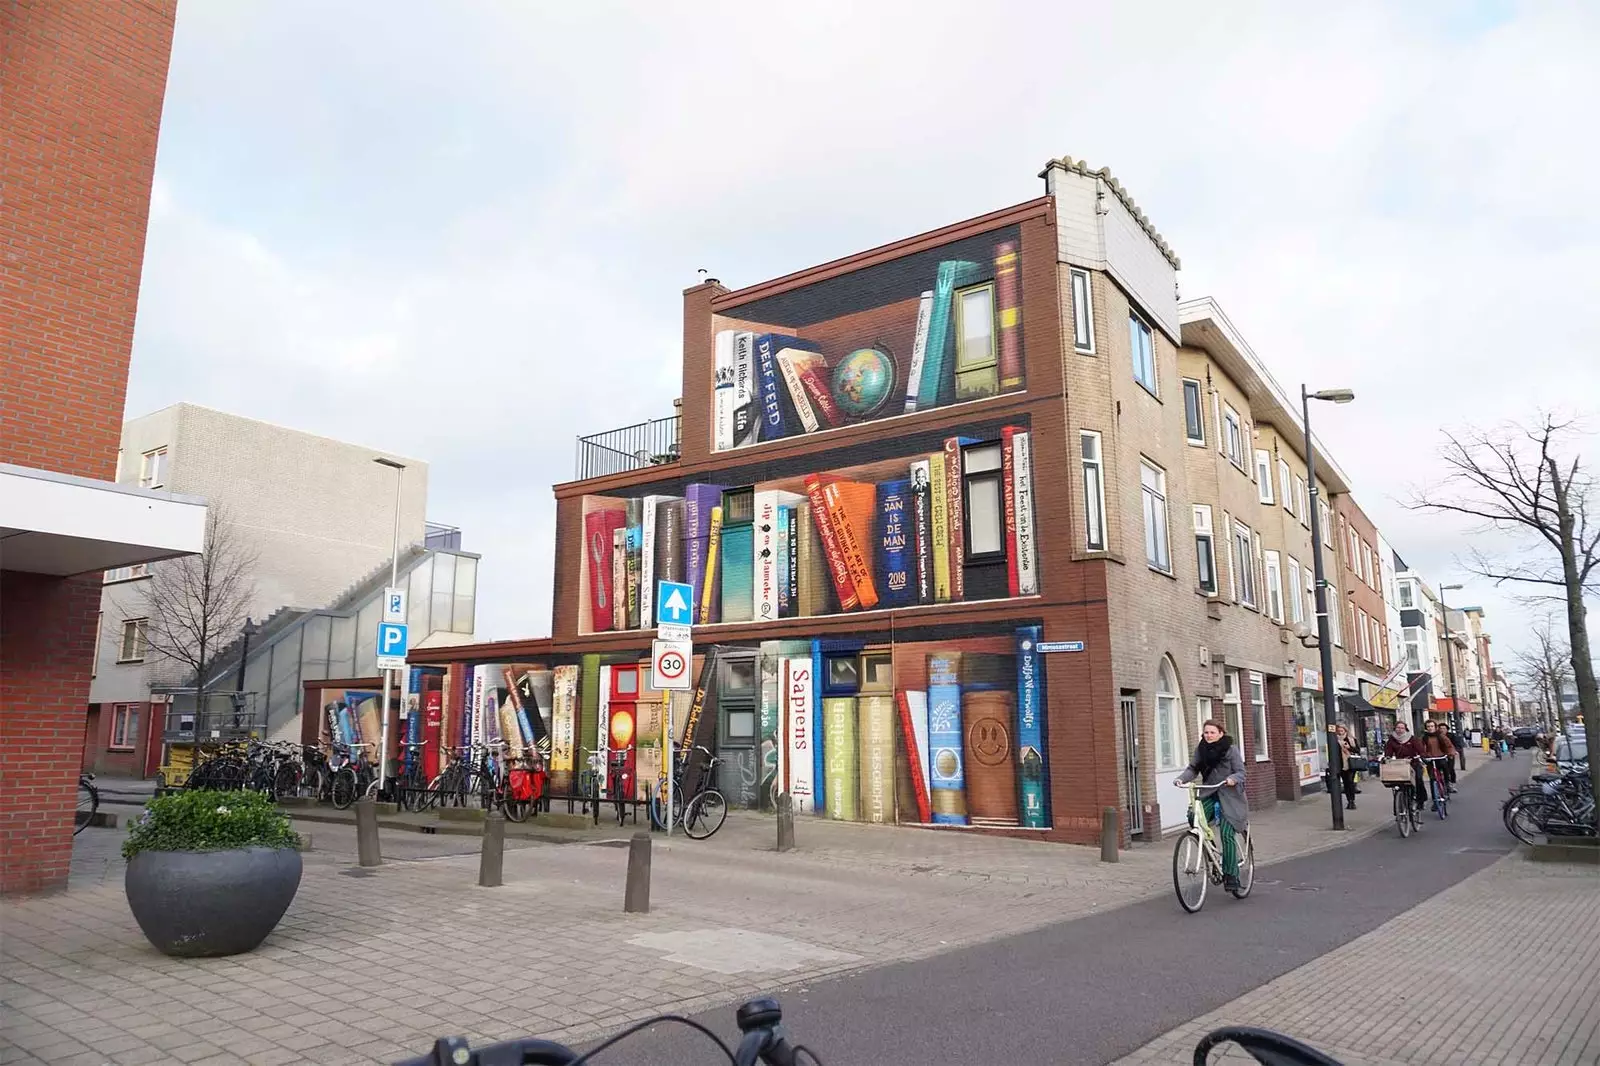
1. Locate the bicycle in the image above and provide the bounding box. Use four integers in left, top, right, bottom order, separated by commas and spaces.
1172, 781, 1255, 913
1383, 758, 1424, 838
74, 773, 98, 835
1421, 755, 1451, 820
329, 743, 373, 810
649, 744, 730, 840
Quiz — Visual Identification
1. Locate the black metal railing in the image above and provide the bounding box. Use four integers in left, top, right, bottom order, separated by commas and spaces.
575, 414, 681, 480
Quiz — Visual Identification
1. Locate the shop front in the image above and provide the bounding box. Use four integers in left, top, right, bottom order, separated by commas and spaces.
1291, 666, 1326, 794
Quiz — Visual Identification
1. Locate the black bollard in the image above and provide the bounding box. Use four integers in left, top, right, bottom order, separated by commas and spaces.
624, 830, 651, 913
355, 796, 382, 867
1100, 806, 1119, 863
776, 792, 795, 853
479, 809, 505, 887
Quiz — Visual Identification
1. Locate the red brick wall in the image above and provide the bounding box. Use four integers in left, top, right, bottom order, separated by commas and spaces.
1239, 679, 1277, 811
0, 0, 178, 478
0, 572, 103, 894
1268, 679, 1301, 801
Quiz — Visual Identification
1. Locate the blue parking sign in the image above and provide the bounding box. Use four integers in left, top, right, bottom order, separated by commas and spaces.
377, 622, 408, 661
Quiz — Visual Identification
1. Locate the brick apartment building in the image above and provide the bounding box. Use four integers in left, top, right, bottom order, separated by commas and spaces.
1, 0, 204, 893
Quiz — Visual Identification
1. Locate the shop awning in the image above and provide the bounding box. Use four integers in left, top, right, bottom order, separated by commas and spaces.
1339, 693, 1383, 717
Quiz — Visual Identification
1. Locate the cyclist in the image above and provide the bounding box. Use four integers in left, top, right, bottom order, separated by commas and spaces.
1383, 719, 1427, 813
1175, 719, 1248, 891
1421, 720, 1457, 794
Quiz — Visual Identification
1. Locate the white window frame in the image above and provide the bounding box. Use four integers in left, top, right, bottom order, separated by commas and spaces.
1195, 696, 1214, 749
1081, 431, 1107, 553
1232, 518, 1256, 607
1221, 671, 1244, 744
1404, 626, 1423, 672
1155, 659, 1185, 772
1223, 405, 1244, 470
1194, 505, 1218, 596
1348, 528, 1361, 572
119, 618, 148, 663
1182, 379, 1206, 445
1357, 608, 1370, 661
1372, 618, 1384, 667
1264, 550, 1284, 623
1249, 672, 1270, 762
1362, 543, 1374, 588
1141, 459, 1172, 573
103, 563, 150, 584
1129, 313, 1157, 395
1319, 501, 1333, 547
1070, 268, 1096, 354
110, 703, 141, 751
1305, 567, 1317, 640
138, 447, 168, 489
1398, 580, 1415, 609
1287, 557, 1304, 624
1328, 584, 1343, 646
1297, 476, 1310, 526
1255, 450, 1274, 504
1279, 459, 1293, 514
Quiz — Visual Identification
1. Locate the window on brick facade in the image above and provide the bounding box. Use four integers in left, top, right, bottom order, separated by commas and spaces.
1221, 672, 1244, 745
1071, 269, 1096, 353
1193, 505, 1218, 595
119, 619, 148, 663
1223, 405, 1244, 469
1194, 696, 1213, 751
1357, 608, 1371, 661
1141, 459, 1171, 572
1348, 528, 1361, 571
1081, 431, 1107, 552
1155, 657, 1185, 772
1264, 550, 1284, 623
1329, 585, 1343, 646
139, 448, 167, 489
1255, 450, 1274, 504
1249, 671, 1269, 761
962, 443, 1004, 558
110, 704, 140, 750
1183, 379, 1205, 444
1362, 542, 1374, 588
1129, 313, 1157, 395
1287, 557, 1304, 625
1232, 519, 1256, 607
1297, 476, 1310, 526
1279, 459, 1293, 513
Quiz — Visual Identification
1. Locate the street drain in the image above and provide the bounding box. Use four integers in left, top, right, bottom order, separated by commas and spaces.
1287, 884, 1323, 892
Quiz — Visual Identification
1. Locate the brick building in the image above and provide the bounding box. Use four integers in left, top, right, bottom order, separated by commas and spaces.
0, 0, 204, 894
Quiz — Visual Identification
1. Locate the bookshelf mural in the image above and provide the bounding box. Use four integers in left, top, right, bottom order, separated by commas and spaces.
710, 225, 1026, 453
578, 428, 1039, 635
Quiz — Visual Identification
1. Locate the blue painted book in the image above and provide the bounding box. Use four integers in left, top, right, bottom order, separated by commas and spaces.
776, 506, 792, 618
755, 335, 819, 442
919, 260, 984, 410
812, 639, 825, 814
683, 483, 725, 625
926, 652, 968, 825
1015, 626, 1049, 828
875, 479, 914, 608
721, 521, 755, 623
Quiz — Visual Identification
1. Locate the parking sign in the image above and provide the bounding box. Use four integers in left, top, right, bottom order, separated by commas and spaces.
377, 622, 408, 670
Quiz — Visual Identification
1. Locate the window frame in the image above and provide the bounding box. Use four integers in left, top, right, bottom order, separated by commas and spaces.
953, 282, 998, 376
103, 563, 150, 584
110, 703, 141, 751
961, 441, 1006, 561
1140, 458, 1172, 574
1182, 379, 1206, 445
1249, 671, 1270, 762
1297, 476, 1310, 527
118, 618, 148, 663
1357, 608, 1371, 661
1221, 671, 1245, 745
1286, 557, 1304, 625
1398, 581, 1415, 609
1232, 518, 1256, 608
1129, 312, 1158, 396
1255, 450, 1274, 504
1279, 459, 1293, 513
1222, 405, 1245, 470
1193, 505, 1218, 596
1155, 659, 1185, 773
1080, 430, 1108, 553
138, 447, 168, 489
1070, 268, 1096, 354
1264, 550, 1284, 623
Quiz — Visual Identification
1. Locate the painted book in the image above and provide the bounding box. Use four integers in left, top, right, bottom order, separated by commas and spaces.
1002, 427, 1021, 597
811, 640, 826, 812
821, 479, 879, 610
611, 529, 626, 630
683, 483, 726, 625
796, 502, 829, 617
902, 290, 935, 413
1015, 625, 1049, 828
858, 694, 897, 824
1012, 430, 1039, 595
797, 358, 845, 428
758, 644, 781, 809
699, 505, 724, 624
994, 240, 1023, 392
585, 508, 626, 632
515, 667, 553, 743
678, 645, 723, 800
639, 494, 670, 627
909, 459, 934, 605
803, 474, 859, 611
550, 664, 578, 793
785, 505, 800, 616
823, 696, 859, 821
929, 452, 952, 602
596, 665, 613, 798
753, 490, 805, 622
776, 506, 792, 618
755, 334, 815, 441
624, 498, 642, 628
423, 687, 442, 780
875, 479, 914, 609
919, 259, 984, 410
498, 696, 523, 758
777, 346, 826, 433
579, 654, 600, 759
896, 689, 932, 823
733, 330, 759, 447
713, 330, 736, 452
721, 519, 755, 623
927, 652, 968, 825
953, 279, 999, 401
943, 437, 974, 601
961, 653, 1019, 827
658, 498, 685, 586
782, 656, 816, 812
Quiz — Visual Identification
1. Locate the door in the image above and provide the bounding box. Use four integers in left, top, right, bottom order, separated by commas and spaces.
717, 653, 759, 806
1154, 677, 1192, 830
607, 665, 640, 800
1120, 695, 1144, 836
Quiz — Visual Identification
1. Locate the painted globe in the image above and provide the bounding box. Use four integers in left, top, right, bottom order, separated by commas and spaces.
831, 347, 896, 419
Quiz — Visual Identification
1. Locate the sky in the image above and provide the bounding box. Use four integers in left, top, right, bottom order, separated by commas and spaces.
126, 0, 1599, 688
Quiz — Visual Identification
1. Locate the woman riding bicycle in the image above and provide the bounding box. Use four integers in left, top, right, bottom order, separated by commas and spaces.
1175, 720, 1248, 891
1383, 720, 1427, 812
1420, 720, 1457, 795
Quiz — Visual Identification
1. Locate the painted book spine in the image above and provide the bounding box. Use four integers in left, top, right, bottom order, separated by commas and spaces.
995, 240, 1023, 392
423, 688, 442, 780
611, 529, 626, 630
683, 488, 706, 622
733, 331, 759, 447
550, 664, 578, 793
754, 492, 781, 622
929, 453, 951, 602
625, 498, 642, 628
903, 290, 935, 413
811, 640, 826, 812
944, 437, 966, 601
1013, 430, 1039, 595
896, 689, 932, 823
786, 506, 800, 616
962, 687, 1019, 826
875, 479, 913, 609
822, 480, 878, 610
909, 459, 934, 604
803, 475, 859, 610
798, 361, 844, 428
1015, 625, 1048, 827
640, 496, 660, 627
699, 506, 724, 625
713, 330, 735, 451
755, 334, 791, 441
919, 262, 959, 410
776, 506, 792, 618
927, 653, 968, 825
1002, 426, 1020, 597
658, 500, 684, 584
783, 657, 815, 812
823, 697, 859, 821
720, 521, 754, 623
777, 348, 821, 433
858, 694, 897, 825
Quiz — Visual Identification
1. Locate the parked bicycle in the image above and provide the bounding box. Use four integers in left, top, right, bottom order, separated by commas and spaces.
1172, 780, 1255, 913
648, 744, 728, 840
328, 742, 375, 810
1503, 764, 1594, 845
74, 773, 98, 835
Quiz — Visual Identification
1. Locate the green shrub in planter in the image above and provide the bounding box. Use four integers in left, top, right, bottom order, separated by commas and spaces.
123, 788, 299, 858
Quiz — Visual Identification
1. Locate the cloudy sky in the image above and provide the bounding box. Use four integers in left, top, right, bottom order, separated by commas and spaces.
127, 0, 1598, 684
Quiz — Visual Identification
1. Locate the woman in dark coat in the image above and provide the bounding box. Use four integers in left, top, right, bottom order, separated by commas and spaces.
1175, 720, 1249, 889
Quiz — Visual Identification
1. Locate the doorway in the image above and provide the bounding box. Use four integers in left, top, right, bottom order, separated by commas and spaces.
1120, 694, 1143, 836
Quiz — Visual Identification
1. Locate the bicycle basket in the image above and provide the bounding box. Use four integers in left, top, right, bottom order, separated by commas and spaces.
1378, 761, 1413, 784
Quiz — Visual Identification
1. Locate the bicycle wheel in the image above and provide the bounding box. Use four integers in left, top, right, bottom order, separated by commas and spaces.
274, 763, 301, 800
1394, 787, 1412, 838
1435, 777, 1449, 820
74, 781, 98, 835
1172, 833, 1208, 913
503, 790, 530, 823
330, 768, 358, 810
682, 789, 727, 840
649, 786, 670, 831
1507, 798, 1549, 845
1229, 835, 1255, 899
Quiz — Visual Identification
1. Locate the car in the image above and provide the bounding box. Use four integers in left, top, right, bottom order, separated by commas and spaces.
1512, 726, 1541, 749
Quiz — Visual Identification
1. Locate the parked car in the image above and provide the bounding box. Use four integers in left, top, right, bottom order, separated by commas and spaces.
1512, 726, 1541, 749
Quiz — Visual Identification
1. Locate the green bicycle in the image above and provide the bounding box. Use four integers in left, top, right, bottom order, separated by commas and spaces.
1173, 781, 1255, 913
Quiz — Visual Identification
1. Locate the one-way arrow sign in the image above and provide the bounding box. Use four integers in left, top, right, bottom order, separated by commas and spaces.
657, 580, 694, 627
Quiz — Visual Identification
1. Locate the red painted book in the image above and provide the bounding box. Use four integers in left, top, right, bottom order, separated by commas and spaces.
803, 474, 859, 610
798, 362, 845, 428
896, 689, 932, 824
995, 240, 1023, 392
823, 479, 880, 610
584, 508, 626, 631
1001, 426, 1020, 596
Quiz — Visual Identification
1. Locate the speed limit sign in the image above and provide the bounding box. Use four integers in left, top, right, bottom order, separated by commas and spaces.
652, 639, 692, 690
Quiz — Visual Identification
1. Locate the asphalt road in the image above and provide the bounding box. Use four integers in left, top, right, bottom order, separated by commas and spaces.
593, 756, 1525, 1066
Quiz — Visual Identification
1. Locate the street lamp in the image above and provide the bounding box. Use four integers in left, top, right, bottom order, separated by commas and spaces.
1302, 384, 1354, 831
374, 457, 405, 794
1438, 583, 1464, 736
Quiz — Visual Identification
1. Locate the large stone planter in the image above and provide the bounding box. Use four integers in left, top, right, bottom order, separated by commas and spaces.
125, 846, 302, 957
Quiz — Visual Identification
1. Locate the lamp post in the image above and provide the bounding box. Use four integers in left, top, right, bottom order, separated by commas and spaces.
1438, 583, 1464, 736
1302, 385, 1355, 831
374, 457, 405, 793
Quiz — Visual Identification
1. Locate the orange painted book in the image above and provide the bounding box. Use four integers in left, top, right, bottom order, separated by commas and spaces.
803, 474, 860, 610
822, 479, 880, 610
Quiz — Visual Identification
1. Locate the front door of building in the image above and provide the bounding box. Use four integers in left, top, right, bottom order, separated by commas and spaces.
717, 652, 759, 808
1120, 695, 1144, 836
606, 665, 639, 802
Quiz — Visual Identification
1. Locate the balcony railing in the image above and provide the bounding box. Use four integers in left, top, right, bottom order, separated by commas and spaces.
575, 414, 681, 480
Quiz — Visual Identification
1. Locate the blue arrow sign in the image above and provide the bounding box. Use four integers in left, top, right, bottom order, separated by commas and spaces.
377, 622, 409, 658
656, 580, 694, 627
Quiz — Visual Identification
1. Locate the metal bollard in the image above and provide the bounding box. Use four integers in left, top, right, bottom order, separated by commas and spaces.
1100, 806, 1119, 863
776, 792, 795, 853
479, 809, 505, 887
355, 796, 382, 867
624, 830, 651, 913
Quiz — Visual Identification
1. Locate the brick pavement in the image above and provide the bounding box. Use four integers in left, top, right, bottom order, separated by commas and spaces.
1112, 854, 1600, 1066
0, 762, 1493, 1066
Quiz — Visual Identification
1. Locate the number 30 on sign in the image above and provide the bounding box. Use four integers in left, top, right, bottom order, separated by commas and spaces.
652, 639, 692, 690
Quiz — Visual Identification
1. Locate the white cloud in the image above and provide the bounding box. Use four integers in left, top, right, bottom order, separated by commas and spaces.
129, 0, 1598, 673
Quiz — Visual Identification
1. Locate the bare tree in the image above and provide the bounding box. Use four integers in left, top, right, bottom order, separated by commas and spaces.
1415, 413, 1596, 816
1512, 615, 1571, 737
132, 505, 258, 724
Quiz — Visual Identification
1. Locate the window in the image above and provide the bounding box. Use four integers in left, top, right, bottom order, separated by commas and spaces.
1221, 671, 1244, 744
1193, 506, 1218, 595
955, 283, 997, 379
1255, 450, 1274, 504
1372, 619, 1384, 666
1318, 501, 1333, 547
1329, 586, 1343, 646
1070, 269, 1095, 353
118, 619, 148, 663
963, 442, 1004, 557
1403, 627, 1422, 671
1195, 695, 1213, 746
1182, 380, 1205, 444
1232, 519, 1256, 607
1297, 477, 1310, 526
110, 704, 141, 750
138, 448, 168, 489
1279, 459, 1293, 513
1398, 580, 1415, 609
1287, 558, 1304, 624
1141, 460, 1171, 572
1249, 672, 1269, 761
1081, 431, 1107, 552
1156, 658, 1185, 772
1348, 528, 1360, 571
1129, 313, 1157, 394
1223, 405, 1244, 468
1264, 550, 1284, 623
103, 563, 150, 583
1357, 608, 1370, 661
92, 612, 102, 678
1304, 567, 1315, 633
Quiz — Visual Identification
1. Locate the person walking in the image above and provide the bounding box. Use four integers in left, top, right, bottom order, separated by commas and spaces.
1176, 720, 1249, 891
1331, 723, 1360, 810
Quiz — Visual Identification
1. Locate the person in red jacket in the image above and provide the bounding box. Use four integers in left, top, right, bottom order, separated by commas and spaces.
1384, 720, 1428, 813
1420, 720, 1458, 795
